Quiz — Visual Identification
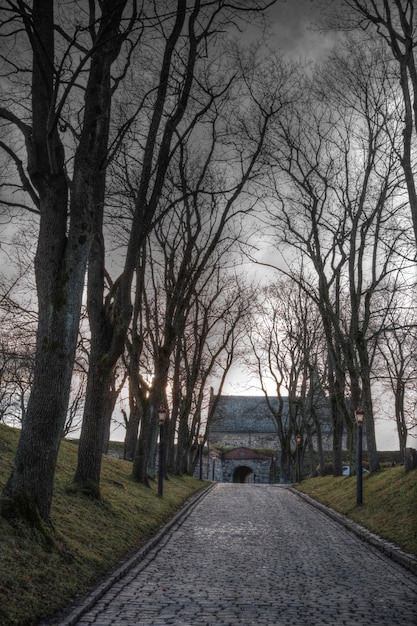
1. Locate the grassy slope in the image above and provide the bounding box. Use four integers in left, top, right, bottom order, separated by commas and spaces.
295, 467, 417, 556
1, 424, 416, 625
0, 424, 206, 626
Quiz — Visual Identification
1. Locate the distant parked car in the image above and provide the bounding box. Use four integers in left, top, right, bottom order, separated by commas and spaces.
342, 465, 370, 476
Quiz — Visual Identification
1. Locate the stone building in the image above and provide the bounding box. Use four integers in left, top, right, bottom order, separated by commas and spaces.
206, 392, 345, 483
207, 394, 283, 484
208, 394, 282, 450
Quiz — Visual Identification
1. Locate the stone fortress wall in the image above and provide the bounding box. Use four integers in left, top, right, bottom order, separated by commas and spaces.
207, 393, 348, 483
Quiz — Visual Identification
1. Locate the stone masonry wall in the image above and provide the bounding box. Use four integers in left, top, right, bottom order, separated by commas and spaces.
209, 431, 279, 450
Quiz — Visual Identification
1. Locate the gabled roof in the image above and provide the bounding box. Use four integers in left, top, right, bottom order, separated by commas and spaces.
210, 395, 286, 433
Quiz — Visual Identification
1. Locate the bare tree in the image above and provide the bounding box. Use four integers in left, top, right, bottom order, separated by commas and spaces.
245, 280, 327, 481
0, 240, 37, 425
262, 39, 411, 472
376, 300, 417, 457
75, 12, 290, 496
171, 273, 253, 476
341, 0, 417, 248
0, 0, 136, 523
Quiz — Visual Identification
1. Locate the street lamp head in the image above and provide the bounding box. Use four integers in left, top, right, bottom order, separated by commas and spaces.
355, 405, 364, 426
158, 405, 167, 424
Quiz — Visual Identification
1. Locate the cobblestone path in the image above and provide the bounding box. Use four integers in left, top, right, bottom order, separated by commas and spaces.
73, 484, 417, 625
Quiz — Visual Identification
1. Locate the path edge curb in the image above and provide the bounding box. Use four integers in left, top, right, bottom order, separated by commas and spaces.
51, 483, 216, 626
289, 486, 417, 576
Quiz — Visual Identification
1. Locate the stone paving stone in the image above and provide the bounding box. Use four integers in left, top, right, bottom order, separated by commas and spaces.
68, 484, 417, 626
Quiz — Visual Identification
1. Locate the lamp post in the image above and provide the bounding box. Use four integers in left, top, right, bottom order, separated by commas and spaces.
158, 405, 166, 497
210, 451, 216, 481
355, 405, 364, 506
296, 433, 302, 483
198, 435, 204, 480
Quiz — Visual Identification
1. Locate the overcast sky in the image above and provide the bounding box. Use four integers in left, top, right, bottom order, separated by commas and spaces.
267, 0, 339, 60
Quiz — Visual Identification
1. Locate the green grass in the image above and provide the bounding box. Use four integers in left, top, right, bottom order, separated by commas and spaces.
0, 424, 207, 626
294, 467, 417, 556
1, 424, 416, 626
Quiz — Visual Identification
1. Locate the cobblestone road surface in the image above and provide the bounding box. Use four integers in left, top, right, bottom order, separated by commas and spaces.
72, 484, 417, 626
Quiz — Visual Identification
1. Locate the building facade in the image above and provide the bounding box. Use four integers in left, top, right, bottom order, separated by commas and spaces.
207, 392, 345, 483
209, 394, 282, 450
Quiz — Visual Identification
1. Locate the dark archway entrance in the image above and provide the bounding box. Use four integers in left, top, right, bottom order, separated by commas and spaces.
233, 466, 254, 483
221, 448, 271, 483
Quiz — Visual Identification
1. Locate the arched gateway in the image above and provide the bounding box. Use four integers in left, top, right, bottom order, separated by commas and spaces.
207, 392, 338, 483
207, 393, 280, 483
220, 447, 272, 484
232, 465, 254, 483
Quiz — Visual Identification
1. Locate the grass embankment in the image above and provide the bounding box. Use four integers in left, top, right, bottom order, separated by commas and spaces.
295, 467, 417, 556
0, 424, 207, 626
1, 424, 416, 626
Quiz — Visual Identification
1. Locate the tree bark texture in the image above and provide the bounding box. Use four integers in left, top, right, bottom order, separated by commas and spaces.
1, 0, 130, 522
1, 0, 85, 523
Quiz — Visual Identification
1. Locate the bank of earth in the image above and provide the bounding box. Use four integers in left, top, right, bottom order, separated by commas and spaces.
0, 424, 416, 625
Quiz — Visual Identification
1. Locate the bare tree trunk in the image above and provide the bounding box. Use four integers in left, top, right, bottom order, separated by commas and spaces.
328, 372, 344, 476
102, 371, 125, 455
74, 359, 113, 496
132, 351, 170, 485
71, 0, 131, 494
1, 0, 90, 524
124, 385, 142, 462
175, 413, 192, 475
395, 382, 408, 460
305, 425, 317, 478
75, 1, 193, 495
357, 340, 379, 472
132, 401, 153, 487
